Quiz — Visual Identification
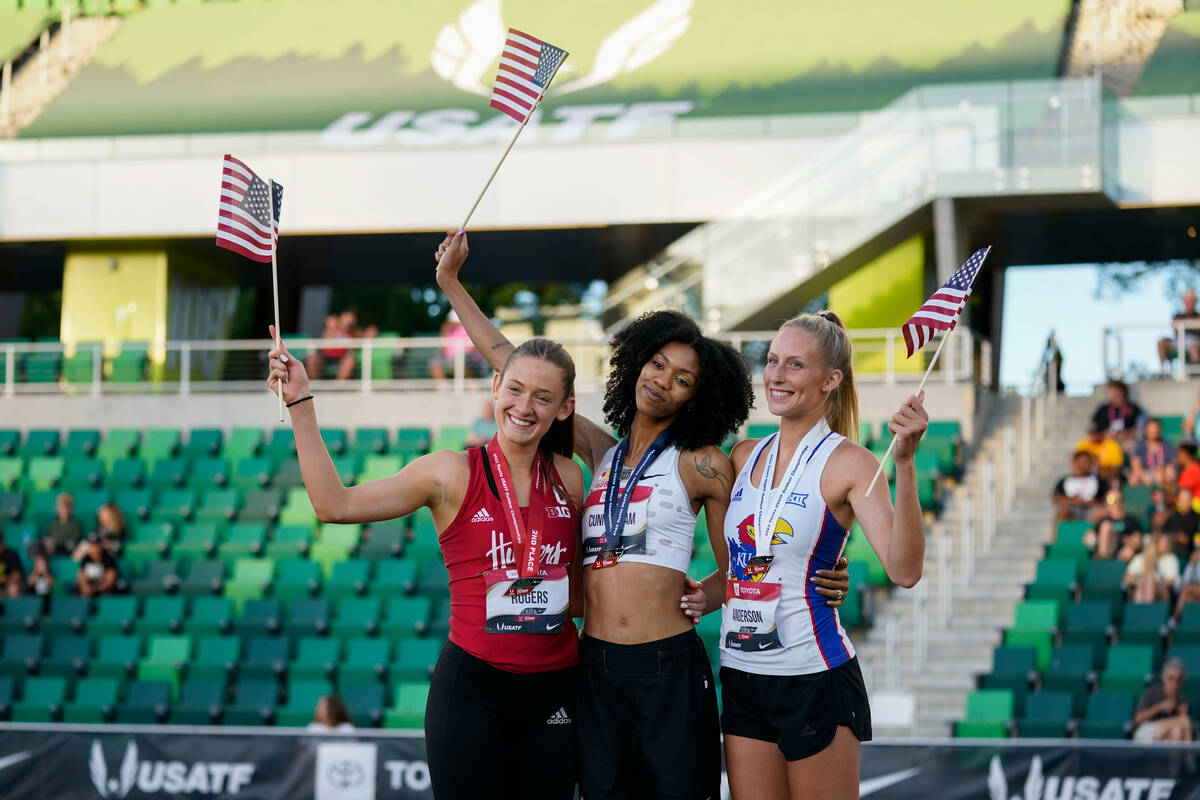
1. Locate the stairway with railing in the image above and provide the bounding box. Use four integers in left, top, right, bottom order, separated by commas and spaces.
603, 76, 1109, 333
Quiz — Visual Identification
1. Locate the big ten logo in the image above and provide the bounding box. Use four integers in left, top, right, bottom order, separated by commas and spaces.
384, 760, 432, 793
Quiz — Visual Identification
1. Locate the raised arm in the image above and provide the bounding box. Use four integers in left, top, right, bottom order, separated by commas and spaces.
433, 232, 617, 472
268, 326, 464, 525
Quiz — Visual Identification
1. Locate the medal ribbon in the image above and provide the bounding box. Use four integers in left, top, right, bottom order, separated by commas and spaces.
754, 420, 834, 558
1148, 442, 1163, 472
486, 437, 548, 579
600, 428, 674, 552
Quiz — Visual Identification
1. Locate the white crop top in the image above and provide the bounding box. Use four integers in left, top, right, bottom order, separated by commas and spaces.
581, 443, 696, 574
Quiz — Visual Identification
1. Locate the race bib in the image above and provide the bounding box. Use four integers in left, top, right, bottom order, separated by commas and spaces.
722, 580, 784, 652
482, 566, 570, 634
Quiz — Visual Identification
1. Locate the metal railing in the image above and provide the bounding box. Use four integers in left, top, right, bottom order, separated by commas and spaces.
0, 326, 993, 397
1102, 318, 1200, 382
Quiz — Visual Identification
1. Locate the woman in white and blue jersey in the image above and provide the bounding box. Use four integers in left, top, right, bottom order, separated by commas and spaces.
718, 311, 928, 800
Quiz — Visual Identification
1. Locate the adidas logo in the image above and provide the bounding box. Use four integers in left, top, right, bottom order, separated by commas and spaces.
546, 707, 572, 725
471, 508, 494, 523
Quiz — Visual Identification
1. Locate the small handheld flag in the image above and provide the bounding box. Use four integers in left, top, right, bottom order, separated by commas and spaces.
864, 246, 992, 498
216, 154, 286, 421
458, 29, 568, 231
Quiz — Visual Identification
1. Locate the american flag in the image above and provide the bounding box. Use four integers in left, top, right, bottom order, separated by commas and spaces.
902, 246, 990, 357
489, 28, 568, 123
216, 154, 283, 263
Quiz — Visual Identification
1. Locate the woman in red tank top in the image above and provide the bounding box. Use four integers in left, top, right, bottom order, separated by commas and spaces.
268, 327, 585, 800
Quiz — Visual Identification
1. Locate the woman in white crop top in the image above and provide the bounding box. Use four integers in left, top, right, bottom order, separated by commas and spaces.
434, 232, 851, 799
720, 311, 928, 800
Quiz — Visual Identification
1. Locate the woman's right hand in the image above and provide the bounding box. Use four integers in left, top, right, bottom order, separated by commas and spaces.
267, 324, 311, 404
434, 230, 469, 285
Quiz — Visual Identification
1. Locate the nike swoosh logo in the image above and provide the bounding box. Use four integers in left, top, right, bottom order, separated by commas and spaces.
639, 473, 667, 480
546, 623, 563, 631
0, 751, 32, 773
757, 642, 773, 650
860, 767, 920, 796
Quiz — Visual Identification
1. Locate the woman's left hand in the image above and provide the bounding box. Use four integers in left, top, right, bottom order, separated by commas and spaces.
681, 577, 706, 623
812, 556, 851, 608
890, 390, 929, 461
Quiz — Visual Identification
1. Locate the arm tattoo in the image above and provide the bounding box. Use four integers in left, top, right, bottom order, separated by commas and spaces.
693, 454, 729, 494
490, 340, 511, 351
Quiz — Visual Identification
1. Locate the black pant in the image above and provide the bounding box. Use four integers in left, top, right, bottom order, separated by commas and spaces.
577, 630, 721, 800
425, 640, 578, 800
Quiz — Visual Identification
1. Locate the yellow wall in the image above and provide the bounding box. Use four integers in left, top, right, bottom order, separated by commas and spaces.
828, 235, 926, 374
61, 247, 168, 360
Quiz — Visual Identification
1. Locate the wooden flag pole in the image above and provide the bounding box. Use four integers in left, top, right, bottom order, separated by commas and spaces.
863, 326, 955, 498
268, 182, 284, 423
459, 58, 566, 232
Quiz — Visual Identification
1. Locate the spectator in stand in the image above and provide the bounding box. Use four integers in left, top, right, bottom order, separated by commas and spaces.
1124, 531, 1180, 603
75, 503, 127, 559
1158, 288, 1200, 374
1043, 333, 1065, 395
1161, 488, 1199, 561
464, 400, 498, 448
1129, 418, 1175, 488
1052, 451, 1109, 526
75, 534, 120, 597
1133, 658, 1193, 742
26, 552, 54, 600
32, 492, 82, 559
1088, 491, 1143, 558
429, 310, 485, 382
1185, 385, 1200, 441
307, 309, 360, 382
1090, 379, 1144, 449
1177, 551, 1200, 616
1075, 421, 1125, 482
0, 537, 24, 597
1115, 529, 1144, 562
306, 695, 355, 733
1178, 443, 1200, 499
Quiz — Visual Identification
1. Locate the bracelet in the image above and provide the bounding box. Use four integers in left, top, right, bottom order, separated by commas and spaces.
286, 395, 314, 409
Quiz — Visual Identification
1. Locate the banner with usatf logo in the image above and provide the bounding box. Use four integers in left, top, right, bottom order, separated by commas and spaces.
0, 726, 1198, 799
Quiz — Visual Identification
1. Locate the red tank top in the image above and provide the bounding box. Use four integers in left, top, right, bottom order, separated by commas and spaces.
438, 446, 579, 673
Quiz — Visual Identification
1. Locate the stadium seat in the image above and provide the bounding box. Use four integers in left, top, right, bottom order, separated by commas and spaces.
1173, 605, 1200, 647
12, 676, 67, 722
331, 596, 381, 640
137, 635, 193, 698
91, 596, 139, 637
394, 428, 431, 455
288, 637, 340, 682
191, 458, 231, 489
240, 637, 289, 682
283, 598, 330, 640
28, 456, 65, 491
1077, 692, 1135, 739
0, 490, 23, 522
358, 455, 402, 484
1081, 559, 1127, 614
240, 488, 283, 523
182, 429, 223, 460
978, 646, 1037, 713
0, 675, 12, 719
1061, 601, 1114, 654
150, 488, 196, 523
384, 682, 430, 729
140, 595, 186, 636
0, 634, 43, 679
341, 638, 392, 685
171, 678, 226, 725
1119, 602, 1169, 650
1, 596, 45, 635
147, 457, 189, 491
224, 679, 280, 727
321, 428, 348, 455
195, 488, 242, 523
264, 430, 297, 461
40, 595, 89, 638
376, 560, 419, 596
231, 457, 273, 490
42, 634, 92, 679
349, 428, 388, 457
114, 487, 153, 521
97, 429, 140, 468
0, 431, 19, 458
392, 638, 442, 682
63, 457, 104, 490
266, 524, 311, 558
179, 559, 224, 596
130, 558, 182, 596
217, 521, 266, 562
64, 677, 121, 723
272, 459, 305, 490
360, 520, 406, 559
954, 689, 1013, 738
235, 599, 282, 638
325, 558, 371, 599
142, 429, 181, 463
0, 460, 22, 492
318, 523, 362, 551
382, 596, 433, 639
89, 635, 141, 680
341, 681, 386, 727
1100, 644, 1155, 695
186, 596, 234, 638
189, 635, 242, 683
116, 680, 171, 724
1040, 645, 1098, 716
273, 559, 321, 600
276, 679, 331, 727
309, 541, 351, 580
20, 430, 60, 458
65, 430, 101, 458
225, 429, 264, 461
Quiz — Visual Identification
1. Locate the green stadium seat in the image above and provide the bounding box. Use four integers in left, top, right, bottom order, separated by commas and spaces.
954, 689, 1013, 738
332, 596, 381, 640
137, 635, 193, 698
90, 596, 139, 637
0, 633, 43, 679
318, 524, 362, 551
240, 637, 289, 682
235, 599, 282, 638
376, 560, 419, 596
20, 430, 60, 458
98, 428, 140, 462
1100, 644, 1155, 695
264, 430, 297, 461
360, 520, 406, 559
382, 596, 433, 639
28, 456, 65, 491
0, 459, 22, 492
195, 489, 242, 524
392, 638, 442, 682
63, 457, 104, 490
0, 596, 44, 635
185, 596, 234, 638
1120, 602, 1169, 649
140, 595, 186, 636
114, 487, 152, 521
171, 678, 226, 725
0, 490, 23, 521
1173, 605, 1200, 647
272, 458, 305, 490
1026, 558, 1079, 608
216, 521, 266, 563
266, 524, 311, 558
191, 458, 231, 489
12, 676, 67, 722
330, 455, 358, 485
0, 431, 18, 458
150, 488, 196, 523
241, 489, 284, 523
341, 638, 391, 685
65, 430, 101, 458
341, 681, 386, 727
1040, 645, 1098, 716
188, 635, 242, 683
51, 555, 79, 590
276, 679, 331, 727
230, 557, 275, 588
384, 682, 431, 728
106, 458, 146, 491
224, 679, 279, 726
1077, 692, 1135, 739
289, 637, 340, 682
284, 598, 330, 639
309, 541, 351, 580
978, 646, 1037, 713
1003, 629, 1053, 673
40, 596, 89, 638
358, 455, 402, 484
1062, 601, 1114, 654
231, 458, 273, 490
417, 560, 450, 598
0, 675, 12, 718
321, 429, 348, 456
273, 559, 321, 600
179, 559, 225, 596
1055, 519, 1092, 545
349, 428, 388, 457
394, 428, 431, 455
90, 635, 141, 680
147, 458, 189, 491
182, 429, 223, 460
64, 676, 121, 723
279, 492, 317, 528
142, 429, 181, 462
117, 680, 170, 724
326, 559, 371, 599
126, 521, 174, 559
130, 558, 182, 596
43, 634, 92, 679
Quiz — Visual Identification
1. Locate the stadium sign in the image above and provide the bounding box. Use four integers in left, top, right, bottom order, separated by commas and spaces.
88, 741, 256, 798
986, 755, 1177, 800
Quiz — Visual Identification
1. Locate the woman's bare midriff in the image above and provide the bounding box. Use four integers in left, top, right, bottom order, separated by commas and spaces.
583, 560, 694, 644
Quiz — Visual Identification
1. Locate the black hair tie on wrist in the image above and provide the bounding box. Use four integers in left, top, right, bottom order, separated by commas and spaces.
286, 395, 314, 409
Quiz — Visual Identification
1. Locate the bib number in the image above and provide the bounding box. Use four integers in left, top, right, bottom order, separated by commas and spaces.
483, 567, 570, 634
722, 580, 784, 652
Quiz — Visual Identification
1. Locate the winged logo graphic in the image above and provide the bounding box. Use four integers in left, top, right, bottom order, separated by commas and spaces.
988, 755, 1044, 800
431, 0, 692, 97
89, 741, 138, 799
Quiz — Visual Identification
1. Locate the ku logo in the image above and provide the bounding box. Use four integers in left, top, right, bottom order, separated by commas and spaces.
731, 515, 793, 582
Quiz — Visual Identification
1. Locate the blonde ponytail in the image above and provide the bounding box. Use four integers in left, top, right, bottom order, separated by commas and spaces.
780, 311, 859, 442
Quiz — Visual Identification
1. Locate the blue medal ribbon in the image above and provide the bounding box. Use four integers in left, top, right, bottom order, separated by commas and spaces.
600, 428, 674, 552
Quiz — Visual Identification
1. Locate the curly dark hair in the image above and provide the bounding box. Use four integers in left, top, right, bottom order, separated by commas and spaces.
602, 310, 753, 451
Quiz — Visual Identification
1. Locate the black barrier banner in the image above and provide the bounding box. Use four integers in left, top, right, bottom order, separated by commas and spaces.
1, 726, 1199, 799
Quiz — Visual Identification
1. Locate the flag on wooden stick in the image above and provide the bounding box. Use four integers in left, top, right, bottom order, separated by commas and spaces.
216, 154, 283, 263
902, 246, 990, 357
489, 28, 569, 123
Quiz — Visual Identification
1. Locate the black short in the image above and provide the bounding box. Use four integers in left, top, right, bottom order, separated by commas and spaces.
577, 630, 721, 800
720, 658, 872, 761
425, 641, 578, 800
